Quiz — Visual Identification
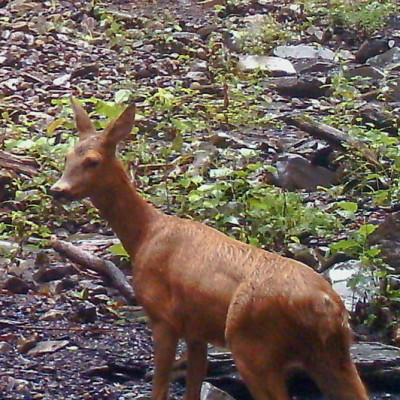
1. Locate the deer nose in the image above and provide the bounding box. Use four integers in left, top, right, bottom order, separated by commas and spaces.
50, 182, 71, 200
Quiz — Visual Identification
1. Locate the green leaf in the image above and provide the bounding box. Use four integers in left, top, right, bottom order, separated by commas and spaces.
114, 89, 131, 104
109, 242, 128, 257
47, 118, 65, 136
337, 201, 358, 213
330, 239, 359, 251
358, 224, 377, 237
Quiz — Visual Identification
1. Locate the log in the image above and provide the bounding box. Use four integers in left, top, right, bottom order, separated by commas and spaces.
0, 150, 38, 176
284, 115, 381, 168
51, 239, 136, 304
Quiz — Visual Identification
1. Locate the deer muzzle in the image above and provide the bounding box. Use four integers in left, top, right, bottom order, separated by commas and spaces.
50, 180, 75, 201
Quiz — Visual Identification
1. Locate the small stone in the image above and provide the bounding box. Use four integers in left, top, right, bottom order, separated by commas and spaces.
190, 81, 202, 90
27, 340, 69, 356
196, 47, 208, 59
368, 47, 400, 69
4, 276, 31, 294
33, 265, 75, 282
274, 154, 336, 190
273, 44, 335, 60
355, 38, 390, 63
186, 71, 209, 84
74, 301, 97, 323
39, 310, 66, 321
344, 66, 384, 80
201, 382, 235, 399
0, 341, 13, 354
9, 31, 25, 42
190, 60, 208, 73
238, 55, 296, 76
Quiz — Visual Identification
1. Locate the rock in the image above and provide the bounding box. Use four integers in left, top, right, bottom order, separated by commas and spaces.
186, 71, 210, 84
190, 60, 208, 73
356, 103, 399, 134
3, 276, 31, 294
355, 38, 390, 63
287, 243, 322, 271
73, 301, 97, 323
295, 60, 333, 74
39, 310, 66, 321
201, 382, 236, 400
368, 47, 400, 69
386, 78, 400, 102
369, 211, 400, 271
273, 44, 335, 60
33, 264, 75, 282
344, 66, 385, 81
237, 55, 296, 76
0, 341, 13, 354
273, 154, 335, 190
173, 32, 201, 44
27, 340, 69, 356
351, 342, 400, 389
271, 76, 326, 98
325, 259, 376, 311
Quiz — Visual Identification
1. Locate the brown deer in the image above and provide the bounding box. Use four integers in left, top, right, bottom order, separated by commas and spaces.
51, 99, 369, 400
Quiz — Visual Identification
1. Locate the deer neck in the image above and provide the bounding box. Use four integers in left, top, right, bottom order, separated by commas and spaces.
89, 162, 158, 260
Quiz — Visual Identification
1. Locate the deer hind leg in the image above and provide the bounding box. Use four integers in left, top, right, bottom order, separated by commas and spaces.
151, 321, 179, 400
183, 341, 208, 400
307, 355, 369, 400
230, 336, 289, 400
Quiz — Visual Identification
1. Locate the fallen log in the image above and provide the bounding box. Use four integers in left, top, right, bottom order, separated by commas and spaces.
0, 150, 38, 176
51, 239, 136, 304
283, 115, 381, 168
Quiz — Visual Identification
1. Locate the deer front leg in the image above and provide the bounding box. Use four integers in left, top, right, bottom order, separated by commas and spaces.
184, 341, 208, 400
151, 321, 179, 400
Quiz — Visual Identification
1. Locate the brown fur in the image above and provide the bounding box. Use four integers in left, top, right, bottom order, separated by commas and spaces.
51, 100, 369, 400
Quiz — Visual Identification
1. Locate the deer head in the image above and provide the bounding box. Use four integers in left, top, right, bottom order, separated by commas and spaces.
50, 98, 136, 201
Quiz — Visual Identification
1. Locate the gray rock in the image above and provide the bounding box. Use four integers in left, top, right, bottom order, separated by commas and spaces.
74, 301, 97, 323
190, 60, 208, 73
186, 71, 210, 84
271, 76, 326, 98
201, 382, 236, 400
273, 44, 335, 60
27, 340, 69, 356
355, 38, 390, 63
325, 259, 376, 311
173, 32, 201, 44
274, 154, 335, 190
33, 265, 75, 282
3, 276, 31, 294
368, 47, 400, 69
295, 60, 333, 74
345, 66, 385, 80
237, 55, 296, 76
0, 341, 13, 354
369, 211, 400, 270
386, 78, 400, 102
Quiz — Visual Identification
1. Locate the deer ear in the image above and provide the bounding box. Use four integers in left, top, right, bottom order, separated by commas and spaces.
103, 104, 136, 149
71, 97, 96, 139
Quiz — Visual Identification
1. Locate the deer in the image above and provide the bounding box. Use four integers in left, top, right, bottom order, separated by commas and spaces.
50, 98, 369, 400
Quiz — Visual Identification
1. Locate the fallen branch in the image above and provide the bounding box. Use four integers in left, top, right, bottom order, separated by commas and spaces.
51, 239, 136, 304
0, 150, 38, 176
284, 115, 381, 168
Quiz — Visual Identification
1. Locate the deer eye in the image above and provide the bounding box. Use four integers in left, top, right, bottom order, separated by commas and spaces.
84, 157, 100, 169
